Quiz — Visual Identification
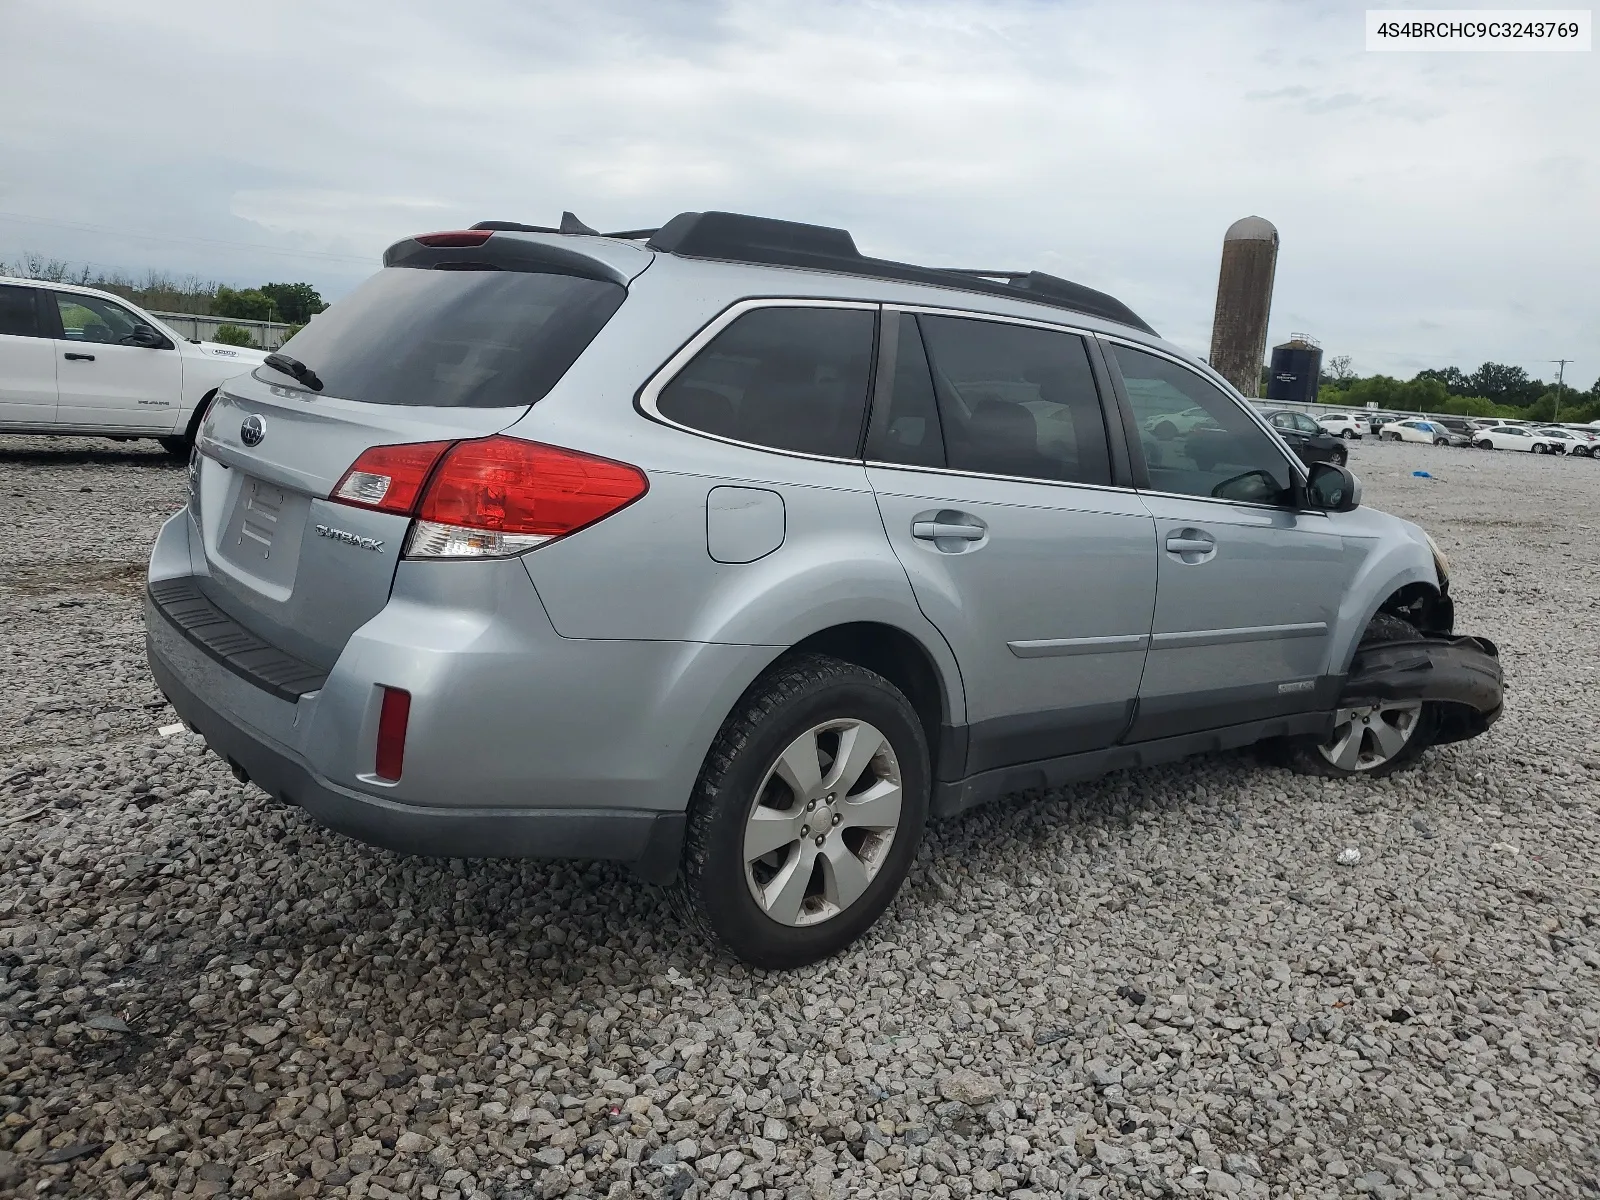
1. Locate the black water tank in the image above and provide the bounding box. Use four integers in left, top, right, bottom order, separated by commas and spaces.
1267, 336, 1323, 404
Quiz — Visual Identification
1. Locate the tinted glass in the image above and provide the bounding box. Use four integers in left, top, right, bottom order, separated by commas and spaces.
866, 313, 945, 468
657, 307, 875, 458
0, 286, 42, 338
916, 315, 1111, 485
261, 267, 625, 407
1113, 344, 1294, 504
56, 293, 140, 343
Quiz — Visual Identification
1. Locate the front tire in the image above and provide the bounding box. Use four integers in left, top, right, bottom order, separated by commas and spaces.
1332, 447, 1348, 467
1273, 614, 1441, 779
679, 654, 930, 970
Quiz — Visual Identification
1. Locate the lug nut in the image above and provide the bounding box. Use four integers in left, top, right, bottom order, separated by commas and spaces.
807, 799, 816, 811
800, 825, 810, 837
815, 835, 825, 847
832, 813, 841, 826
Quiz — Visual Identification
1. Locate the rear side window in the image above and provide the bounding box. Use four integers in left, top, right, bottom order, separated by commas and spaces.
0, 286, 43, 338
655, 306, 875, 458
912, 314, 1112, 486
262, 267, 625, 408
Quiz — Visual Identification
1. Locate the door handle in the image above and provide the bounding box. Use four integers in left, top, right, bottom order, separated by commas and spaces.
64, 352, 96, 361
913, 521, 986, 541
1164, 528, 1217, 563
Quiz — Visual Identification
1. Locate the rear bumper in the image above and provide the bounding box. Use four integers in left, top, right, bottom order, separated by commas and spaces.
148, 625, 686, 881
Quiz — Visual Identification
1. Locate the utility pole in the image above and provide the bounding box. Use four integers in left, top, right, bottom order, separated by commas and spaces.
1551, 359, 1572, 421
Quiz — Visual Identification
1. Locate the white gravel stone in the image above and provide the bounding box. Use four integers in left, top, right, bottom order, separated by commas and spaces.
2, 434, 1597, 1198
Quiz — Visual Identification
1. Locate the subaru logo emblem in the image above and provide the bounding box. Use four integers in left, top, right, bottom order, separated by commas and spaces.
240, 415, 266, 447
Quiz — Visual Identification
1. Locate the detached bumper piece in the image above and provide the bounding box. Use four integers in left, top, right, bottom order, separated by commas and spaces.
1342, 633, 1503, 746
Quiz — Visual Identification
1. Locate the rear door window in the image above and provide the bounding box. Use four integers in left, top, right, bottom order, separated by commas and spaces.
655, 306, 875, 458
260, 267, 626, 407
906, 314, 1112, 485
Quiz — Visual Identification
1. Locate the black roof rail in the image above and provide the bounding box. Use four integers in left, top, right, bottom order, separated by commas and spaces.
470, 220, 559, 233
643, 211, 1156, 335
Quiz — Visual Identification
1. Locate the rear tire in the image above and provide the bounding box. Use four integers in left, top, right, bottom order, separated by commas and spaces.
158, 437, 190, 458
678, 654, 930, 970
1271, 614, 1441, 779
1341, 429, 1356, 439
1152, 421, 1178, 441
1385, 431, 1402, 441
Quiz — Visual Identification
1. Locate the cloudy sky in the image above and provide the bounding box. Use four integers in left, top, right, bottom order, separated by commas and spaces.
3, 0, 1595, 387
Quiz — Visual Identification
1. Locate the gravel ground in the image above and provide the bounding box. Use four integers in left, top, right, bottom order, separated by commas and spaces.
2, 434, 1598, 1200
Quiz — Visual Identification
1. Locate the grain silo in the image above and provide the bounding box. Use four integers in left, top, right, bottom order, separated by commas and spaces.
1208, 216, 1279, 397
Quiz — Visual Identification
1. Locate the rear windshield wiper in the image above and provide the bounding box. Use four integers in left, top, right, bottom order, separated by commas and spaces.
263, 352, 324, 392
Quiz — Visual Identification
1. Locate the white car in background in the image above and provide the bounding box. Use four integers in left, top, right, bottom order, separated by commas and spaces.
1316, 411, 1366, 438
1534, 426, 1597, 457
1473, 424, 1560, 453
1379, 418, 1452, 445
0, 276, 267, 455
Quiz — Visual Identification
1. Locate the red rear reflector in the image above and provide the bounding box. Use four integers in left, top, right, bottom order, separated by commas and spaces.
416, 436, 648, 540
375, 687, 411, 781
415, 230, 493, 248
331, 441, 453, 514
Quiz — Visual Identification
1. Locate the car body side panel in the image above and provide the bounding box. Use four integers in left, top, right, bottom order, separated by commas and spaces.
1324, 520, 1441, 673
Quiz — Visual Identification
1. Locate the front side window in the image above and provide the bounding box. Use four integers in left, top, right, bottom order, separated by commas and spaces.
656, 306, 875, 458
1291, 413, 1320, 435
912, 314, 1112, 485
1113, 344, 1294, 504
0, 285, 44, 338
56, 292, 142, 344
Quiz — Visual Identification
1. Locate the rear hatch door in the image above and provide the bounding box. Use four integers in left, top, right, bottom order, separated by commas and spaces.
186, 234, 647, 670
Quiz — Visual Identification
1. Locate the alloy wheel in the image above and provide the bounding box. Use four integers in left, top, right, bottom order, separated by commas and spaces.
1316, 701, 1424, 772
742, 719, 903, 927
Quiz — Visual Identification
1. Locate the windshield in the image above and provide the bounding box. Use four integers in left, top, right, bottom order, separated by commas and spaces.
257, 267, 625, 407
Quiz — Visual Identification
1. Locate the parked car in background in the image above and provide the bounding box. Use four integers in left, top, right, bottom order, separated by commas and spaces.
1534, 427, 1596, 457
1380, 419, 1456, 446
0, 276, 266, 455
1142, 404, 1216, 441
1317, 411, 1366, 439
142, 210, 1503, 968
1430, 417, 1477, 445
1263, 409, 1349, 466
1474, 424, 1560, 453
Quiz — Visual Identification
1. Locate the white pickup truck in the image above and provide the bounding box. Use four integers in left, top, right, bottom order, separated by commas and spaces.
0, 276, 267, 455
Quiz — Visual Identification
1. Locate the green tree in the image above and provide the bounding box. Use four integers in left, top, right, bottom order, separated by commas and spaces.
258, 282, 326, 325
1397, 377, 1450, 412
214, 286, 275, 322
213, 324, 258, 348
1413, 366, 1469, 393
1523, 391, 1562, 422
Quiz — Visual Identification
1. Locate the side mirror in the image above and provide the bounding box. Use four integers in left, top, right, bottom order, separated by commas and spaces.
1306, 461, 1360, 512
125, 323, 165, 349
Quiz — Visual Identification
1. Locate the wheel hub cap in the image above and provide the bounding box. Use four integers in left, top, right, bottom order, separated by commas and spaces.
1316, 701, 1423, 771
742, 719, 902, 928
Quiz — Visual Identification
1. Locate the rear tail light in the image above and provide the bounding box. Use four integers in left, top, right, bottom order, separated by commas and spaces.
414, 230, 494, 248
406, 436, 648, 559
375, 687, 411, 781
331, 441, 452, 514
330, 436, 645, 558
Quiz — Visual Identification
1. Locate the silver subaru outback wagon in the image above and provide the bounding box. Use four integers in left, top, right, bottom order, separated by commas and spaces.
145, 210, 1503, 968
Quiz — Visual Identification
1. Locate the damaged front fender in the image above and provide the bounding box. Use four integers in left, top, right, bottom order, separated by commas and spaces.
1342, 633, 1504, 747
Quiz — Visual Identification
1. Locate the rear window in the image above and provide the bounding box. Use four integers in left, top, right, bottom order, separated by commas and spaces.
260, 267, 625, 408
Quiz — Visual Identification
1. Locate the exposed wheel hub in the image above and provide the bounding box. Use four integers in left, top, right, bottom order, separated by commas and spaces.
1316, 700, 1423, 771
